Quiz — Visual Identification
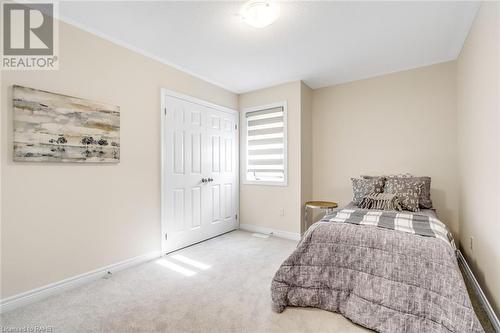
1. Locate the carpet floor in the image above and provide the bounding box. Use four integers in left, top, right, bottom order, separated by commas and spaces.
0, 230, 494, 333
1, 231, 370, 333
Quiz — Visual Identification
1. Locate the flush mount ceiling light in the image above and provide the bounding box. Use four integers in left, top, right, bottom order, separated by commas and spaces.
240, 0, 280, 29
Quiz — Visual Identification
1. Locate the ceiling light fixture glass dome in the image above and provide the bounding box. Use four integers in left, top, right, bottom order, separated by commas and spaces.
240, 0, 280, 29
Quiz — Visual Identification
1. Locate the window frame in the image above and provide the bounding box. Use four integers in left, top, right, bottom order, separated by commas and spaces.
241, 101, 288, 187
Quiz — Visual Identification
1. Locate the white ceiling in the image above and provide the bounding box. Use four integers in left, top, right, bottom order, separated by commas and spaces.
59, 1, 480, 93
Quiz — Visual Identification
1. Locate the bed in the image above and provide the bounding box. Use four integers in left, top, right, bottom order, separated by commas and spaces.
271, 201, 483, 333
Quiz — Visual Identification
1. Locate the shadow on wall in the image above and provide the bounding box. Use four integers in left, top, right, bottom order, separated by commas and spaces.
430, 188, 456, 238
304, 209, 329, 230
431, 188, 460, 245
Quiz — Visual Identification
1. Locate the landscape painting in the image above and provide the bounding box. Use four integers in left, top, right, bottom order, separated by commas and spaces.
13, 85, 120, 163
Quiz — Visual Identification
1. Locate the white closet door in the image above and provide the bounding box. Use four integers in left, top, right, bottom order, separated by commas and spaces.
162, 93, 238, 253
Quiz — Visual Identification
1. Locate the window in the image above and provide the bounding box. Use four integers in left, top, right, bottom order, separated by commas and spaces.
242, 102, 287, 186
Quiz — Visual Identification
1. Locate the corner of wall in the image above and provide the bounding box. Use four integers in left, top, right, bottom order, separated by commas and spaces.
300, 81, 313, 233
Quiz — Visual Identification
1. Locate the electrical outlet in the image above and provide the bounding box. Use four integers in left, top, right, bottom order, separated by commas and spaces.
279, 208, 285, 216
469, 236, 474, 253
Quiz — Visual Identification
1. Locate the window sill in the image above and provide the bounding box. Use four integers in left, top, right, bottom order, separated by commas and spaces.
242, 180, 288, 187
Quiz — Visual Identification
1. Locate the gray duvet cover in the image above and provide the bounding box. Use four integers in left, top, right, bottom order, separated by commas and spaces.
271, 213, 483, 333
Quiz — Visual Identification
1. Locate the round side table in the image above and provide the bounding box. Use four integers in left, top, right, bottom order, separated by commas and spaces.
304, 201, 338, 234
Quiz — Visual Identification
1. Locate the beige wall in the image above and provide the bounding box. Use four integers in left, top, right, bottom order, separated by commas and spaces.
300, 82, 313, 233
312, 62, 460, 237
238, 81, 302, 234
0, 21, 237, 298
457, 2, 500, 315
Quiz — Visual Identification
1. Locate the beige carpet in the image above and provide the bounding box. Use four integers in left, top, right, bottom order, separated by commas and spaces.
1, 231, 370, 333
1, 230, 494, 333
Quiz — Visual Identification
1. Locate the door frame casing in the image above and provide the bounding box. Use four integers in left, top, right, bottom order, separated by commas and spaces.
160, 89, 239, 254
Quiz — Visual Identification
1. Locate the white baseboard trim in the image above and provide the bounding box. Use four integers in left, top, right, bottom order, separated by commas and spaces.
457, 250, 500, 332
239, 224, 301, 241
0, 251, 161, 314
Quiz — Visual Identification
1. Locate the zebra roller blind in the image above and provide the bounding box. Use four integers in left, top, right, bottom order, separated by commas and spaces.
245, 105, 286, 184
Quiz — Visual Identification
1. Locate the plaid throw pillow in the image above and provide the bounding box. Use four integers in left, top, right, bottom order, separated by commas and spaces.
384, 178, 424, 212
351, 177, 385, 206
359, 192, 402, 211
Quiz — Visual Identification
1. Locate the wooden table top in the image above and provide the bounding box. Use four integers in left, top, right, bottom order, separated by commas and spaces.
305, 201, 338, 209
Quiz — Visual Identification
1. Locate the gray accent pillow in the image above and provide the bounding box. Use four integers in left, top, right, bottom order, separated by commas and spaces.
413, 176, 432, 209
362, 175, 433, 209
351, 177, 385, 206
384, 178, 424, 212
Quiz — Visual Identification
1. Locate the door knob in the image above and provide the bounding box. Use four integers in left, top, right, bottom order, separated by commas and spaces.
201, 178, 207, 183
208, 177, 213, 182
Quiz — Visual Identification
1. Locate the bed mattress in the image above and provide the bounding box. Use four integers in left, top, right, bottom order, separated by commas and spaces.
271, 204, 483, 333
